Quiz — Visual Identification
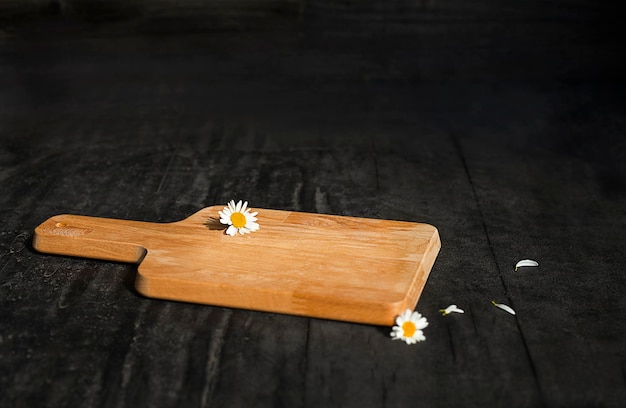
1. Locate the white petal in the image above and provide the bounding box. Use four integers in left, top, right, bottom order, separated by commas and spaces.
440, 304, 465, 315
235, 200, 243, 212
226, 225, 237, 236
219, 212, 231, 224
515, 259, 539, 271
413, 331, 426, 342
492, 301, 516, 315
414, 317, 429, 330
241, 201, 248, 212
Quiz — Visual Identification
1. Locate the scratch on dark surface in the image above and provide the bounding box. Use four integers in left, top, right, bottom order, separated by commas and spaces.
56, 279, 72, 310
451, 134, 546, 405
466, 306, 493, 362
118, 301, 151, 406
446, 323, 457, 363
373, 153, 380, 191
314, 187, 330, 214
450, 133, 508, 296
514, 315, 546, 407
156, 148, 177, 194
42, 265, 59, 278
301, 318, 311, 408
468, 305, 480, 336
370, 140, 380, 191
201, 309, 233, 408
380, 380, 388, 407
0, 258, 14, 286
9, 232, 29, 254
291, 181, 303, 211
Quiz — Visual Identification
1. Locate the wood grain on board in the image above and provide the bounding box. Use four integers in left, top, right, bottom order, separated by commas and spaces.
33, 207, 440, 325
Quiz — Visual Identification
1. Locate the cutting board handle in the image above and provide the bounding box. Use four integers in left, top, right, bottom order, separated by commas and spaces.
33, 214, 152, 263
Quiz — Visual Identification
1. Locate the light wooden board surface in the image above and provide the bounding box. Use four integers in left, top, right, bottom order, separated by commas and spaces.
33, 206, 440, 325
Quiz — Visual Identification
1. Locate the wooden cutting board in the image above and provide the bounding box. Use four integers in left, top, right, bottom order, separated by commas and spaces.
33, 207, 440, 325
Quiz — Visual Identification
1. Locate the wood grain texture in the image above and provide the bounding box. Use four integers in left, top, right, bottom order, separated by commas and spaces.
33, 208, 440, 324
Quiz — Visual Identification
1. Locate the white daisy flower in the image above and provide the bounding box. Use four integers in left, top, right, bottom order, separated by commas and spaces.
390, 309, 429, 344
218, 200, 260, 236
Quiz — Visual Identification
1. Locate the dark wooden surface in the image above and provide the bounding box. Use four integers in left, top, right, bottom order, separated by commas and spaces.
1, 1, 625, 407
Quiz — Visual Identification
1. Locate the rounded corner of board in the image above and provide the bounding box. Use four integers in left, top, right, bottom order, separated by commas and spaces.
421, 223, 441, 250
31, 230, 44, 253
34, 214, 61, 233
420, 222, 440, 236
32, 214, 69, 253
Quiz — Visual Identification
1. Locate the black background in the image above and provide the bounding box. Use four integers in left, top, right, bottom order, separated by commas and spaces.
1, 1, 625, 407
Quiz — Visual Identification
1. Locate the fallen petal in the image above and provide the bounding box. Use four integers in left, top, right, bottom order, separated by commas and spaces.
491, 300, 516, 315
439, 304, 465, 315
515, 259, 539, 271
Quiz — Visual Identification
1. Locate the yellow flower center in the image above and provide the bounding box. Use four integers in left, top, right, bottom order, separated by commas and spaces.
231, 212, 246, 228
402, 321, 416, 337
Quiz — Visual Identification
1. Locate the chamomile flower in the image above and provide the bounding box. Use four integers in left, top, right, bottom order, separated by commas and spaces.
218, 200, 260, 236
390, 309, 429, 344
